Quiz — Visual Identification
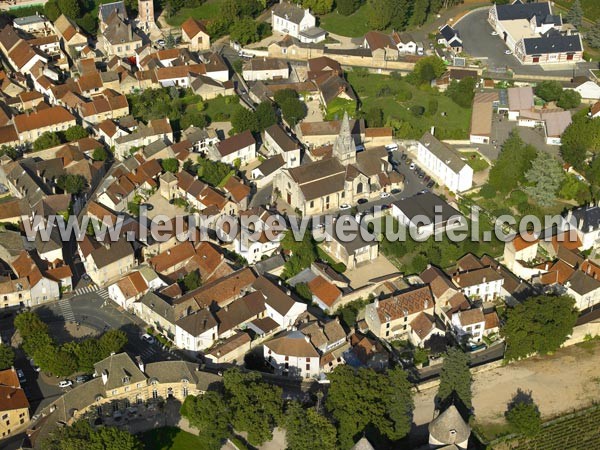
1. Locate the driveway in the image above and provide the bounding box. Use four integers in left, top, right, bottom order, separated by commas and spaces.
455, 9, 593, 78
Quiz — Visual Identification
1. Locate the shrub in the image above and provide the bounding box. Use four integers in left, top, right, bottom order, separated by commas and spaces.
410, 105, 425, 116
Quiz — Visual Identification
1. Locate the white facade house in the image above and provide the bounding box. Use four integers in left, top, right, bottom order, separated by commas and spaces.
565, 270, 600, 311
567, 202, 600, 250
570, 80, 600, 102
242, 58, 289, 82
263, 124, 301, 168
264, 331, 321, 378
174, 310, 218, 352
210, 130, 256, 166
271, 2, 325, 43
452, 267, 504, 301
253, 276, 307, 328
414, 132, 473, 193
451, 308, 485, 344
233, 209, 284, 264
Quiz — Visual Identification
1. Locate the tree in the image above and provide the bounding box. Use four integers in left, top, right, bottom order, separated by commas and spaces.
34, 131, 61, 151
98, 329, 128, 357
523, 151, 565, 207
368, 0, 393, 30
43, 420, 142, 450
64, 125, 88, 141
505, 390, 541, 437
436, 347, 472, 409
255, 102, 277, 131
566, 0, 583, 28
0, 344, 15, 370
366, 107, 384, 127
337, 0, 362, 16
281, 229, 318, 279
181, 269, 201, 292
92, 147, 108, 161
44, 0, 61, 21
446, 77, 476, 108
74, 339, 100, 373
161, 158, 180, 173
232, 107, 259, 133
534, 80, 563, 102
502, 295, 578, 361
302, 0, 334, 15
277, 96, 306, 127
285, 402, 337, 450
326, 366, 413, 449
57, 0, 80, 18
588, 21, 600, 49
560, 115, 600, 168
230, 17, 260, 45
0, 145, 17, 160
181, 107, 208, 130
57, 174, 86, 194
413, 56, 446, 85
165, 31, 176, 49
389, 0, 409, 30
197, 158, 233, 186
411, 0, 429, 27
223, 368, 283, 445
488, 130, 536, 193
181, 392, 231, 449
557, 89, 581, 109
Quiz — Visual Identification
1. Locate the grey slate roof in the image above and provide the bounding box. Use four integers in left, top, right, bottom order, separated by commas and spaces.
428, 405, 471, 445
570, 204, 600, 231
495, 2, 551, 21
272, 2, 306, 25
523, 34, 582, 55
99, 0, 127, 23
420, 132, 468, 173
93, 352, 146, 391
392, 192, 462, 225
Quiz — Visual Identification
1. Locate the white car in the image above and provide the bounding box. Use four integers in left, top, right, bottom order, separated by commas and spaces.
491, 31, 498, 36
385, 143, 399, 152
58, 380, 72, 388
339, 204, 351, 210
141, 333, 156, 344
380, 192, 391, 199
409, 163, 416, 170
504, 49, 512, 55
156, 39, 165, 47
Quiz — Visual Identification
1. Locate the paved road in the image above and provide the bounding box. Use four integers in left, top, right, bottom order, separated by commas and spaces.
456, 9, 596, 78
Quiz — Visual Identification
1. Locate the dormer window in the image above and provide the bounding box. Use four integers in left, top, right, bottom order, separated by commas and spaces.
122, 376, 129, 384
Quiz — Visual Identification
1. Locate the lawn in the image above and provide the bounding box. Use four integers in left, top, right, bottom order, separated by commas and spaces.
203, 95, 244, 122
325, 97, 357, 120
319, 4, 375, 37
461, 151, 489, 172
554, 0, 600, 21
347, 71, 472, 140
139, 427, 205, 450
165, 0, 224, 27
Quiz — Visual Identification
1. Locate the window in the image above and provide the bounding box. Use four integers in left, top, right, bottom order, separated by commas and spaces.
183, 386, 188, 397
306, 357, 310, 362
310, 201, 314, 208
285, 356, 289, 361
306, 364, 310, 370
152, 389, 158, 399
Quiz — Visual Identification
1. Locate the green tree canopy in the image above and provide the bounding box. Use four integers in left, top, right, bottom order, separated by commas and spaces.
285, 402, 337, 450
565, 0, 583, 28
326, 366, 414, 448
230, 17, 260, 45
366, 107, 384, 127
487, 130, 537, 194
410, 0, 428, 26
413, 56, 446, 85
0, 344, 15, 370
368, 0, 394, 29
232, 107, 259, 133
281, 228, 318, 279
436, 347, 472, 409
181, 391, 231, 449
43, 420, 142, 450
337, 0, 362, 16
196, 158, 233, 186
501, 295, 578, 361
588, 20, 600, 48
302, 0, 334, 15
181, 269, 202, 292
92, 147, 108, 161
223, 368, 283, 445
274, 89, 307, 127
44, 0, 61, 21
523, 151, 565, 207
255, 102, 277, 131
505, 390, 542, 437
161, 158, 180, 173
57, 174, 86, 194
560, 114, 600, 169
446, 77, 476, 108
57, 0, 80, 19
64, 125, 88, 142
534, 80, 563, 102
34, 131, 62, 151
557, 89, 581, 109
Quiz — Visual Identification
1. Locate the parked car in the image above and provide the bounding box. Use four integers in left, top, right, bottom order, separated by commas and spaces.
409, 163, 416, 170
29, 359, 41, 372
391, 189, 402, 194
418, 172, 425, 179
75, 375, 91, 383
58, 380, 73, 388
141, 203, 154, 211
339, 204, 351, 210
141, 333, 156, 344
504, 49, 512, 55
417, 49, 424, 56
82, 274, 90, 281
385, 143, 398, 152
16, 369, 26, 384
427, 181, 435, 188
491, 31, 498, 36
424, 176, 431, 183
400, 153, 408, 161
380, 192, 390, 199
357, 198, 368, 205
156, 39, 165, 47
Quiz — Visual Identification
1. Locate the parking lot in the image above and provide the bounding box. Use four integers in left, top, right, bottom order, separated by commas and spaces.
455, 9, 594, 78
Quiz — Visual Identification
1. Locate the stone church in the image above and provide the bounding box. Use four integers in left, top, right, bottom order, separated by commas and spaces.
274, 112, 403, 215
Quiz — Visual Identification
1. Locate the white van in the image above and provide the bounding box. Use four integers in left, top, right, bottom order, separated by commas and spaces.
385, 143, 398, 152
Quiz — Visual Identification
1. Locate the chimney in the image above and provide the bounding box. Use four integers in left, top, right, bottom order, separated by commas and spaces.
101, 369, 108, 385
304, 335, 310, 343
374, 298, 379, 308
579, 218, 584, 229
483, 276, 487, 283
430, 126, 435, 136
135, 355, 145, 373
